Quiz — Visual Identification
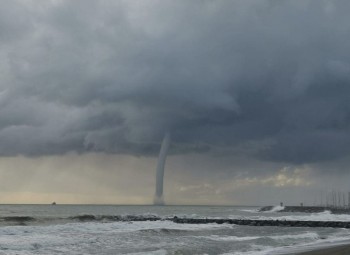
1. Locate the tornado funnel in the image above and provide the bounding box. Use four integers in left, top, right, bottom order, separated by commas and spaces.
154, 132, 171, 205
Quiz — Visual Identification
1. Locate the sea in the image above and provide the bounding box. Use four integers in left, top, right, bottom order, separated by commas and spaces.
1, 205, 350, 255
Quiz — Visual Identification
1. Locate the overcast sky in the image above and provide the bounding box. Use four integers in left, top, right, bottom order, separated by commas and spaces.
0, 0, 350, 205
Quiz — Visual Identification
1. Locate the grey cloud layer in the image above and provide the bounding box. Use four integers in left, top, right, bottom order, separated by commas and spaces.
1, 0, 350, 163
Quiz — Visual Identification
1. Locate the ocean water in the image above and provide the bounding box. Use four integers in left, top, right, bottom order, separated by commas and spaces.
0, 205, 350, 255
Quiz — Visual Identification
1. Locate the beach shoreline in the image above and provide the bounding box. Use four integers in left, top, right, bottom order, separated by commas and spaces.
287, 243, 350, 255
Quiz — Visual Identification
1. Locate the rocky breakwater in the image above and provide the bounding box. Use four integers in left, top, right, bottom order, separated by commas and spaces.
259, 206, 350, 214
38, 214, 350, 228
171, 217, 350, 228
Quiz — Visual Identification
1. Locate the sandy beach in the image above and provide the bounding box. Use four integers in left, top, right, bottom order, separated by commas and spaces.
292, 244, 350, 255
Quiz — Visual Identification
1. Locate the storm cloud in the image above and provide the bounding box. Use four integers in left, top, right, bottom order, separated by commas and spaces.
1, 0, 350, 164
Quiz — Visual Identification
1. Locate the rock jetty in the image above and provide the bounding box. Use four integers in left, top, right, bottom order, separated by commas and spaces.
259, 206, 350, 214
69, 215, 350, 229
170, 217, 350, 228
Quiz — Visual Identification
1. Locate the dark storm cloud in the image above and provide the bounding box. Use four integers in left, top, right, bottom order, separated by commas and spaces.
1, 0, 350, 163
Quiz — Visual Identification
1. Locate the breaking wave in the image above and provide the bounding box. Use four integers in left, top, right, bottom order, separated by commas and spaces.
268, 232, 319, 241
69, 214, 161, 222
0, 216, 36, 225
204, 235, 261, 242
0, 214, 161, 226
263, 205, 285, 213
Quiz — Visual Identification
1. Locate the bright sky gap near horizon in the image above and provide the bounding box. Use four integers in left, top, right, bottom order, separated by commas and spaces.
0, 0, 350, 205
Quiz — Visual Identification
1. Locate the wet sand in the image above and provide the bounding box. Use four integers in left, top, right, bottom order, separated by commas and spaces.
292, 244, 350, 255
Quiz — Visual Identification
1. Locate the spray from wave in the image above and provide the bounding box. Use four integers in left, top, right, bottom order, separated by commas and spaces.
263, 205, 285, 213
